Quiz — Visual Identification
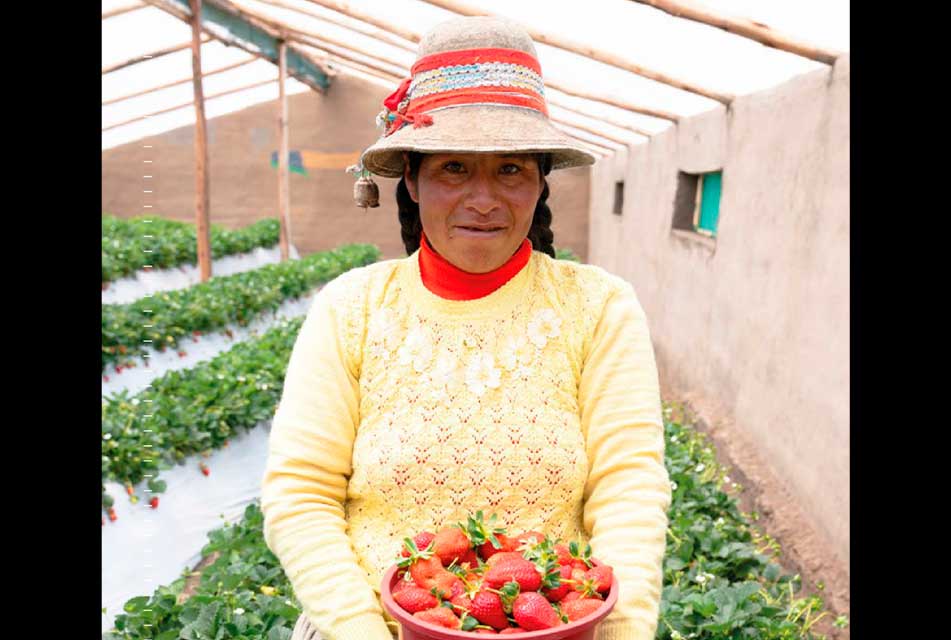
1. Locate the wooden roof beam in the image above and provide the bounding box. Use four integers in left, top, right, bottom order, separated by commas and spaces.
630, 0, 842, 65
416, 0, 733, 104
103, 2, 147, 19
102, 36, 211, 74
102, 78, 277, 132
248, 0, 416, 52
143, 0, 332, 92
102, 57, 257, 106
303, 0, 421, 45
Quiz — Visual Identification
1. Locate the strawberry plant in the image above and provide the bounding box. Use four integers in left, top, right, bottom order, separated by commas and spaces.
101, 318, 303, 512
554, 247, 581, 262
101, 243, 379, 371
104, 503, 301, 639
105, 404, 841, 639
102, 216, 282, 284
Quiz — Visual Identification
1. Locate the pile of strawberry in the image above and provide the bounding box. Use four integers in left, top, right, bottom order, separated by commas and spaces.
389, 512, 613, 635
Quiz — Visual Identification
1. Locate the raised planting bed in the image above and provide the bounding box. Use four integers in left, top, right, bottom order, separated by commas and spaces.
101, 317, 302, 516
104, 405, 840, 639
102, 216, 281, 285
101, 243, 379, 372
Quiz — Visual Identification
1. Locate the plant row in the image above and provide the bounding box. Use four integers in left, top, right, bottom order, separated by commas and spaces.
102, 216, 281, 284
101, 317, 302, 516
105, 405, 843, 639
101, 243, 379, 371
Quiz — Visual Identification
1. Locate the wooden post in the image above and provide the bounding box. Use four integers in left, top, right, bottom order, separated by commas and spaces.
190, 0, 212, 282
277, 40, 292, 261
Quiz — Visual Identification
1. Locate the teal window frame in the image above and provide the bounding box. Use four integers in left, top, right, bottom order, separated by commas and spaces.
693, 171, 722, 237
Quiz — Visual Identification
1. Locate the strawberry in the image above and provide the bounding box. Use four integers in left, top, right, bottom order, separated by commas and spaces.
103, 375, 110, 382
413, 606, 460, 629
433, 525, 471, 566
200, 463, 210, 477
554, 544, 573, 566
514, 530, 546, 552
400, 532, 436, 558
125, 484, 134, 496
484, 558, 542, 592
115, 365, 123, 374
512, 592, 561, 630
449, 591, 472, 615
469, 590, 511, 630
567, 541, 594, 570
431, 571, 465, 600
177, 350, 187, 358
486, 552, 524, 568
393, 585, 439, 613
541, 564, 574, 602
499, 628, 522, 635
478, 534, 518, 562
561, 591, 583, 604
458, 548, 480, 568
561, 598, 604, 622
149, 497, 159, 509
193, 330, 202, 337
409, 556, 446, 591
584, 566, 613, 594
108, 508, 117, 522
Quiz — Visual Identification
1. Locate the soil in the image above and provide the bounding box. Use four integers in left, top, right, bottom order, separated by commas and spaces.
177, 551, 221, 605
665, 399, 850, 639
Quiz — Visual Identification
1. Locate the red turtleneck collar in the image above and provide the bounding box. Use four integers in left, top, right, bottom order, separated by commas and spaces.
418, 231, 532, 301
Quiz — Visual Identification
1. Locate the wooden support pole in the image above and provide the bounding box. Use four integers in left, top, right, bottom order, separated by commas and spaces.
102, 57, 257, 106
277, 40, 292, 262
102, 36, 210, 74
251, 0, 416, 52
415, 0, 733, 104
630, 0, 842, 65
190, 0, 212, 282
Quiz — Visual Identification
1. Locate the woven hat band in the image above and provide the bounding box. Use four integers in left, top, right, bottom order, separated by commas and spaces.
382, 47, 548, 137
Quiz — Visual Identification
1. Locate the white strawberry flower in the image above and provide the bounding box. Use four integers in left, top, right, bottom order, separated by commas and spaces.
397, 326, 434, 373
465, 352, 501, 396
527, 308, 561, 349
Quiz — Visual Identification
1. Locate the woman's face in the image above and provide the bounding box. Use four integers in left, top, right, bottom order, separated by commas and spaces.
404, 152, 545, 274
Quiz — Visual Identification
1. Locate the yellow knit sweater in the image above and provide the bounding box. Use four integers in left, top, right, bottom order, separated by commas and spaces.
260, 249, 671, 640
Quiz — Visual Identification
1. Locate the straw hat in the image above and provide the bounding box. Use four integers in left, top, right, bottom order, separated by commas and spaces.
358, 15, 597, 179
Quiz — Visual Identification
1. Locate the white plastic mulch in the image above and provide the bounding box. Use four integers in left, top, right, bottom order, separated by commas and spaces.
102, 244, 299, 305
102, 289, 319, 399
101, 421, 272, 633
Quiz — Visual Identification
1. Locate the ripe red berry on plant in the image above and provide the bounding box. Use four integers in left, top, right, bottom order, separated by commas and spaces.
389, 510, 612, 634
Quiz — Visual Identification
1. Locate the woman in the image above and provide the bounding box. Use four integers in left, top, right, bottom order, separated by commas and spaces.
261, 15, 671, 640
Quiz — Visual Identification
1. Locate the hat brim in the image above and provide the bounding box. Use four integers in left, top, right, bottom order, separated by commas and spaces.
360, 104, 598, 178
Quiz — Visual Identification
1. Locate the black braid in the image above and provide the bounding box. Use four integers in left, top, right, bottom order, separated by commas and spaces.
396, 152, 556, 258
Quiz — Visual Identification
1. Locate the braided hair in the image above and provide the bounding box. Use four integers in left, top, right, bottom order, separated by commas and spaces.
396, 152, 556, 258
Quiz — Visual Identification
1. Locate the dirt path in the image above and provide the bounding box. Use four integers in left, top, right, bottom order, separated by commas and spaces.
667, 400, 850, 639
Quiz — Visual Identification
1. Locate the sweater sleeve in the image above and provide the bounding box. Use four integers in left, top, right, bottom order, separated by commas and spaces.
260, 281, 393, 640
578, 281, 672, 640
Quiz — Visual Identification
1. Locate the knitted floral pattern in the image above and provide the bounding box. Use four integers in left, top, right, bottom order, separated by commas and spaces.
325, 251, 627, 594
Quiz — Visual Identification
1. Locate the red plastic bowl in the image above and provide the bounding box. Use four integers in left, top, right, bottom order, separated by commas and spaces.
380, 561, 619, 640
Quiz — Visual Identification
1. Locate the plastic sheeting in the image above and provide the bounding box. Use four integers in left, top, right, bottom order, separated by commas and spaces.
102, 421, 272, 633
102, 287, 319, 397
102, 244, 299, 305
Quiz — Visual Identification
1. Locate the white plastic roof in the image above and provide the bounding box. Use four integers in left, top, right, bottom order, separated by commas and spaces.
102, 0, 849, 151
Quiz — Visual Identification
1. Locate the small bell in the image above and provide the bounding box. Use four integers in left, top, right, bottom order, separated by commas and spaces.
353, 175, 380, 209
347, 163, 380, 210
